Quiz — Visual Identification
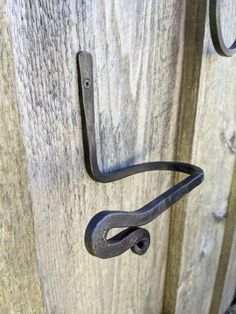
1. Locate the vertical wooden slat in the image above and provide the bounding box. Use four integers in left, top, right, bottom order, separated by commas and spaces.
2, 0, 235, 312
163, 1, 207, 312
210, 163, 236, 314
7, 1, 188, 313
164, 1, 236, 313
220, 230, 236, 314
210, 2, 236, 311
0, 0, 43, 312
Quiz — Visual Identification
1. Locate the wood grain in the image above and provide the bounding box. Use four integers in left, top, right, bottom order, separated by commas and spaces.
0, 0, 43, 312
164, 1, 236, 313
212, 164, 236, 314
163, 1, 208, 312
6, 1, 187, 313
2, 0, 236, 312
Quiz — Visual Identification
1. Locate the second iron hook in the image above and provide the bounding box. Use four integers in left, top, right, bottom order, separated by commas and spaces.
209, 0, 236, 57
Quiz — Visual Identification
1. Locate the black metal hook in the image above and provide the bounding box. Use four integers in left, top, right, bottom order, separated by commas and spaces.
77, 51, 204, 259
210, 0, 236, 57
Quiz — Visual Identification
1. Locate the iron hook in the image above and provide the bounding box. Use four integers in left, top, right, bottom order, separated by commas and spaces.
77, 51, 204, 259
209, 0, 236, 57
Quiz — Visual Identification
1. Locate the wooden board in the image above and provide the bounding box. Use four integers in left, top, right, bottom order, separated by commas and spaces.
1, 1, 236, 313
163, 1, 208, 312
6, 1, 187, 312
213, 164, 236, 314
220, 228, 236, 313
0, 1, 43, 312
164, 1, 236, 313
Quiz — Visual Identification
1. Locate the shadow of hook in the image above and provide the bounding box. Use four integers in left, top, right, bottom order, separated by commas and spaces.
77, 51, 204, 259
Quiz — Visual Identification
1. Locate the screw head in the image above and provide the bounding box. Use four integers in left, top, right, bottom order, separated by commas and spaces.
83, 78, 91, 89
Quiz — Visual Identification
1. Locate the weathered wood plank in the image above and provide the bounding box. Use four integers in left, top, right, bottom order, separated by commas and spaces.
4, 1, 235, 313
212, 3, 236, 311
164, 1, 236, 313
7, 1, 188, 313
0, 0, 43, 312
163, 1, 208, 312
213, 164, 236, 314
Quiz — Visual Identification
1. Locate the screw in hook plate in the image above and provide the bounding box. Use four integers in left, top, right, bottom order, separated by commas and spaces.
83, 78, 91, 89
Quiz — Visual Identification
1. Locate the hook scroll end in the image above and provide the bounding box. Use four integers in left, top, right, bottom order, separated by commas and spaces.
84, 211, 151, 259
131, 230, 150, 256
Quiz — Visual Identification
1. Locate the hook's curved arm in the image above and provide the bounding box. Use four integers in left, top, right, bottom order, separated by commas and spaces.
77, 51, 204, 259
209, 0, 236, 57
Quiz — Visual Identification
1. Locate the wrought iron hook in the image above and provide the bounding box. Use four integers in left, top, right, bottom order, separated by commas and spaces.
77, 51, 204, 259
210, 0, 236, 57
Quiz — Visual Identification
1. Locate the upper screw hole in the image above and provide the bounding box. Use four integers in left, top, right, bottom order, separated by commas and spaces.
83, 78, 91, 89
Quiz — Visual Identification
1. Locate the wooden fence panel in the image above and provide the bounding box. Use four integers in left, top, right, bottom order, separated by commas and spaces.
164, 1, 236, 313
211, 165, 236, 314
1, 1, 236, 313
0, 1, 43, 312
5, 1, 187, 313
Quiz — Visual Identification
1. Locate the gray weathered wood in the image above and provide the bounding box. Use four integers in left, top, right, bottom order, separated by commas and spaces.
219, 228, 236, 314
6, 1, 187, 313
1, 1, 236, 313
163, 1, 208, 312
164, 1, 236, 313
0, 1, 43, 312
215, 164, 236, 314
